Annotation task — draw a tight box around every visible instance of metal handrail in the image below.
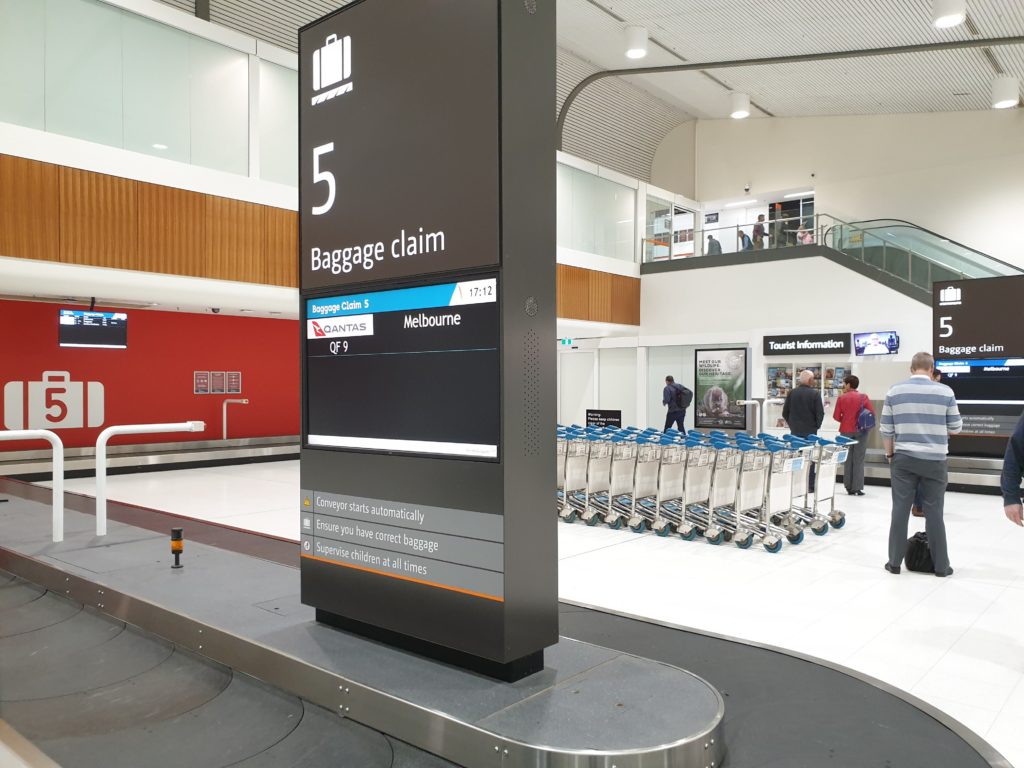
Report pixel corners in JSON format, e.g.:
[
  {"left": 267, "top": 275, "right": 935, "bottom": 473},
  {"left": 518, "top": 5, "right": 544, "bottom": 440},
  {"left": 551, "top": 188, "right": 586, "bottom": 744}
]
[
  {"left": 0, "top": 429, "right": 64, "bottom": 542},
  {"left": 222, "top": 399, "right": 250, "bottom": 440},
  {"left": 95, "top": 421, "right": 205, "bottom": 536}
]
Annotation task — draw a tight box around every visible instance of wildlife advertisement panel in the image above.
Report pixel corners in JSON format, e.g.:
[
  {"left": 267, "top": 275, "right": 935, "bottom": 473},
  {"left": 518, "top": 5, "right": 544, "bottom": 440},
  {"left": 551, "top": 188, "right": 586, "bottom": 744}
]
[{"left": 694, "top": 348, "right": 748, "bottom": 430}]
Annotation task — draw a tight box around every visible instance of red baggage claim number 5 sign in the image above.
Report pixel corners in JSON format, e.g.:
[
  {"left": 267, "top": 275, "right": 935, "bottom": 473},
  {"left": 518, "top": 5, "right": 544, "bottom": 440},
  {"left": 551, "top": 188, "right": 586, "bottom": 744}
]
[{"left": 3, "top": 371, "right": 105, "bottom": 430}]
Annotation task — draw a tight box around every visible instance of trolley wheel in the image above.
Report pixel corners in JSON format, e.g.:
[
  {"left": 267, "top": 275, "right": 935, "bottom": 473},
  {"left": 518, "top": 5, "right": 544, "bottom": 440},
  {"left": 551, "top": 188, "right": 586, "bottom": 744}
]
[
  {"left": 584, "top": 513, "right": 602, "bottom": 527},
  {"left": 787, "top": 529, "right": 805, "bottom": 545},
  {"left": 811, "top": 521, "right": 829, "bottom": 536},
  {"left": 654, "top": 523, "right": 673, "bottom": 537},
  {"left": 763, "top": 537, "right": 783, "bottom": 554},
  {"left": 560, "top": 510, "right": 578, "bottom": 524},
  {"left": 607, "top": 516, "right": 624, "bottom": 530},
  {"left": 770, "top": 514, "right": 784, "bottom": 526},
  {"left": 735, "top": 533, "right": 754, "bottom": 550},
  {"left": 679, "top": 525, "right": 698, "bottom": 542},
  {"left": 723, "top": 530, "right": 734, "bottom": 543},
  {"left": 830, "top": 515, "right": 847, "bottom": 530},
  {"left": 629, "top": 519, "right": 648, "bottom": 533},
  {"left": 706, "top": 529, "right": 725, "bottom": 546}
]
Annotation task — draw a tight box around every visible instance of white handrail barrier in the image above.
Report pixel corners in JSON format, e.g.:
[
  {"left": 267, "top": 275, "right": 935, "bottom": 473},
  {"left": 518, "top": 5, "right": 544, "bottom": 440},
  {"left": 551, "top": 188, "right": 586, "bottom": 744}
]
[
  {"left": 222, "top": 399, "right": 250, "bottom": 440},
  {"left": 0, "top": 429, "right": 64, "bottom": 543},
  {"left": 95, "top": 421, "right": 205, "bottom": 536}
]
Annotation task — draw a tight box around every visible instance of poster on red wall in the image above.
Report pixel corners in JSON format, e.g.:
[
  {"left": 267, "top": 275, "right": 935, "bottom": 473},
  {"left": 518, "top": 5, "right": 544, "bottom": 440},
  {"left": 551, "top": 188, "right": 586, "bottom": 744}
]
[{"left": 0, "top": 300, "right": 300, "bottom": 451}]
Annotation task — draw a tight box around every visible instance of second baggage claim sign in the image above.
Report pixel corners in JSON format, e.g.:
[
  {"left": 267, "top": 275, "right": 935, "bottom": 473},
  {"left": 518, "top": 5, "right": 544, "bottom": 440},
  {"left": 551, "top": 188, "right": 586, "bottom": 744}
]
[{"left": 298, "top": 0, "right": 556, "bottom": 680}]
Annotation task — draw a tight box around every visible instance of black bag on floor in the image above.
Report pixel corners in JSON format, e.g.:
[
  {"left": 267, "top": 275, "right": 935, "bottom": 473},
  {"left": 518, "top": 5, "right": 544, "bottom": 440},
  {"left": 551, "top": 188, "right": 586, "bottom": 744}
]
[{"left": 905, "top": 532, "right": 934, "bottom": 573}]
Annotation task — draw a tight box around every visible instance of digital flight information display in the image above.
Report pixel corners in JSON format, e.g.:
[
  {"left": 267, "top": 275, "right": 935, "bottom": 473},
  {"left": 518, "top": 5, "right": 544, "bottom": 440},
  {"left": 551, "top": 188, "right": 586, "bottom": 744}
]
[
  {"left": 305, "top": 277, "right": 499, "bottom": 459},
  {"left": 58, "top": 309, "right": 128, "bottom": 349}
]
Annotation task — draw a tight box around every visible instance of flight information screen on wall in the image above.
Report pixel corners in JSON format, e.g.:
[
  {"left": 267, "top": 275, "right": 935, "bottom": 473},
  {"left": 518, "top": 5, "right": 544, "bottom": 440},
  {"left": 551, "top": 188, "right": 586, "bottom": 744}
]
[
  {"left": 305, "top": 277, "right": 499, "bottom": 459},
  {"left": 58, "top": 310, "right": 128, "bottom": 349}
]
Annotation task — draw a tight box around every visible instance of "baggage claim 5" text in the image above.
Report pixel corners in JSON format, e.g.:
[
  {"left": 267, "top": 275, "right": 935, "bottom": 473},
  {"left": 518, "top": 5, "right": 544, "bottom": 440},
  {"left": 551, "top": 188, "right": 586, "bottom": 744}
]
[{"left": 310, "top": 227, "right": 446, "bottom": 275}]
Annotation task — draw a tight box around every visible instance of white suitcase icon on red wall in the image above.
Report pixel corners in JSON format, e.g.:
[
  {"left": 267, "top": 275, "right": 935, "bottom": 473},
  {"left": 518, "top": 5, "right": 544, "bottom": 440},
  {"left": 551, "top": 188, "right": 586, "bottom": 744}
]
[
  {"left": 3, "top": 371, "right": 105, "bottom": 430},
  {"left": 313, "top": 34, "right": 351, "bottom": 92}
]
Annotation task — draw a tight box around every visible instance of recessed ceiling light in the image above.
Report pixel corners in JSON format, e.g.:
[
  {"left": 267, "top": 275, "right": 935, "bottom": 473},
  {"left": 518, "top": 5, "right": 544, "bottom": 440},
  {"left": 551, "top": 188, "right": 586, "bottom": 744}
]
[
  {"left": 725, "top": 199, "right": 758, "bottom": 208},
  {"left": 624, "top": 26, "right": 647, "bottom": 59},
  {"left": 784, "top": 191, "right": 815, "bottom": 199},
  {"left": 932, "top": 0, "right": 966, "bottom": 28},
  {"left": 152, "top": 143, "right": 168, "bottom": 150}
]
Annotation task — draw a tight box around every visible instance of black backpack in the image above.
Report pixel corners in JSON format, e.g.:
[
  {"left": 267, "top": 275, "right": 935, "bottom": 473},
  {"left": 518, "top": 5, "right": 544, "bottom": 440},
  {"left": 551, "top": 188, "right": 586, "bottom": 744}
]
[
  {"left": 675, "top": 384, "right": 693, "bottom": 410},
  {"left": 905, "top": 532, "right": 934, "bottom": 573}
]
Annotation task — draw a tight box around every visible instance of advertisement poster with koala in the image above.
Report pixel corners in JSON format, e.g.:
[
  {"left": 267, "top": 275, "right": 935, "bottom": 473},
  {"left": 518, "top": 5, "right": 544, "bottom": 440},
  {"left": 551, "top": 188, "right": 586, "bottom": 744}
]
[{"left": 695, "top": 348, "right": 748, "bottom": 429}]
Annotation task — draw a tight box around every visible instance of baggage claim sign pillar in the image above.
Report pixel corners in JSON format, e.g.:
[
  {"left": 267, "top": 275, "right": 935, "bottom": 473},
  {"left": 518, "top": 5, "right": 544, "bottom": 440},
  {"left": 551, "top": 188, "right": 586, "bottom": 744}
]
[{"left": 298, "top": 0, "right": 556, "bottom": 680}]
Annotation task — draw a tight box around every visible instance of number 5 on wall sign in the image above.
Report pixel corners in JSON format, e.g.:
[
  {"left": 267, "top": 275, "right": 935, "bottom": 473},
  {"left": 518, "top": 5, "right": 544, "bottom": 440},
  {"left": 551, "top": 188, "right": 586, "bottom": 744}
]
[{"left": 2, "top": 371, "right": 105, "bottom": 430}]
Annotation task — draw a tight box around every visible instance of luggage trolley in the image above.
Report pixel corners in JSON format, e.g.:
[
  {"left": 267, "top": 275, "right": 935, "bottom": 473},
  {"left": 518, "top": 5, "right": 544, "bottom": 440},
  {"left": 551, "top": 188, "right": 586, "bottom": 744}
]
[
  {"left": 677, "top": 439, "right": 737, "bottom": 545},
  {"left": 559, "top": 431, "right": 592, "bottom": 523},
  {"left": 625, "top": 437, "right": 669, "bottom": 534},
  {"left": 779, "top": 436, "right": 847, "bottom": 533},
  {"left": 724, "top": 438, "right": 788, "bottom": 552},
  {"left": 592, "top": 437, "right": 640, "bottom": 530},
  {"left": 800, "top": 437, "right": 851, "bottom": 530},
  {"left": 640, "top": 437, "right": 694, "bottom": 538},
  {"left": 576, "top": 435, "right": 614, "bottom": 526}
]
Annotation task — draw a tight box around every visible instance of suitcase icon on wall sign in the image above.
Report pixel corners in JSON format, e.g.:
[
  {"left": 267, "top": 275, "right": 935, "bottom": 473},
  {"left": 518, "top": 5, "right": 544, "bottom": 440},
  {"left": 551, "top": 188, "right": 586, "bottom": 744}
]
[
  {"left": 312, "top": 34, "right": 353, "bottom": 106},
  {"left": 3, "top": 371, "right": 105, "bottom": 430}
]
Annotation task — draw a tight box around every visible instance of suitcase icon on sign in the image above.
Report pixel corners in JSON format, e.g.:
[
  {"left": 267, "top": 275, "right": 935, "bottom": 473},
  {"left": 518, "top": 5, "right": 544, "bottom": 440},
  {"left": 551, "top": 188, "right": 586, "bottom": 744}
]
[
  {"left": 312, "top": 34, "right": 353, "bottom": 105},
  {"left": 3, "top": 371, "right": 105, "bottom": 430}
]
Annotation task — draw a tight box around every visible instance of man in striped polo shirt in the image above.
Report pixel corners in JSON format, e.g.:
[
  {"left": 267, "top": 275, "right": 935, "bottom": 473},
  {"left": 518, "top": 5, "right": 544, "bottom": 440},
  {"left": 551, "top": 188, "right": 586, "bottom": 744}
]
[{"left": 880, "top": 352, "right": 963, "bottom": 577}]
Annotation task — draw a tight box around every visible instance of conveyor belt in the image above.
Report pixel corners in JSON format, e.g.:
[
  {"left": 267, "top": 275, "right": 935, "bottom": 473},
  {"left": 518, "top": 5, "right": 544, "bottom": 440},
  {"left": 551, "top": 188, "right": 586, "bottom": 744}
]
[{"left": 0, "top": 573, "right": 454, "bottom": 768}]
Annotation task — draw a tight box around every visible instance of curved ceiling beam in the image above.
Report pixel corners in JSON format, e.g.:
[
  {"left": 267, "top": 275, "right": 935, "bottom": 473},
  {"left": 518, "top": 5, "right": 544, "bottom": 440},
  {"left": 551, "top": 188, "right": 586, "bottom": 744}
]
[{"left": 556, "top": 36, "right": 1024, "bottom": 150}]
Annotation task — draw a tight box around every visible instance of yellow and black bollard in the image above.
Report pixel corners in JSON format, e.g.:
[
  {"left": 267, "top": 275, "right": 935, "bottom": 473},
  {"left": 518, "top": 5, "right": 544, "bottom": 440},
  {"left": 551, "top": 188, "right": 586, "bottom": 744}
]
[{"left": 171, "top": 527, "right": 184, "bottom": 569}]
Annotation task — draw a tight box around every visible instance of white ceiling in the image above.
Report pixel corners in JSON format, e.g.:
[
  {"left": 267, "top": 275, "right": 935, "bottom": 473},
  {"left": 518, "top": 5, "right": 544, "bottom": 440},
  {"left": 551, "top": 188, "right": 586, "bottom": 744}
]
[{"left": 159, "top": 0, "right": 1024, "bottom": 119}]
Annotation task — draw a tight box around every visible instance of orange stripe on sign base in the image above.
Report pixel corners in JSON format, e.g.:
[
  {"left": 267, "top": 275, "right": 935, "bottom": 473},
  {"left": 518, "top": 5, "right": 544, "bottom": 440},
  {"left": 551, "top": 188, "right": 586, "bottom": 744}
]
[{"left": 300, "top": 553, "right": 504, "bottom": 603}]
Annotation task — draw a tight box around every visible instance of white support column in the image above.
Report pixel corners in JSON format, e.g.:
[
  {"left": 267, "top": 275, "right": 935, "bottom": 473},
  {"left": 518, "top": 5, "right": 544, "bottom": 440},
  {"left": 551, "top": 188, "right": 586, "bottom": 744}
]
[
  {"left": 95, "top": 422, "right": 205, "bottom": 536},
  {"left": 0, "top": 430, "right": 64, "bottom": 542},
  {"left": 248, "top": 53, "right": 261, "bottom": 180}
]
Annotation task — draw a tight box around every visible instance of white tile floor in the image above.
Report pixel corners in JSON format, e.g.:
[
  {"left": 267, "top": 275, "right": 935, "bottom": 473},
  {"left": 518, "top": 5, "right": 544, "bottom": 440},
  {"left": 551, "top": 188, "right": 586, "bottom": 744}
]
[{"left": 46, "top": 461, "right": 1024, "bottom": 766}]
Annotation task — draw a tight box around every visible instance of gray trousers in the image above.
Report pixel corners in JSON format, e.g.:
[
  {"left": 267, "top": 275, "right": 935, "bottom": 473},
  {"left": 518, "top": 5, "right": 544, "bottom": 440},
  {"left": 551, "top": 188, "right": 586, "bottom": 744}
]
[
  {"left": 840, "top": 431, "right": 868, "bottom": 492},
  {"left": 888, "top": 453, "right": 949, "bottom": 572}
]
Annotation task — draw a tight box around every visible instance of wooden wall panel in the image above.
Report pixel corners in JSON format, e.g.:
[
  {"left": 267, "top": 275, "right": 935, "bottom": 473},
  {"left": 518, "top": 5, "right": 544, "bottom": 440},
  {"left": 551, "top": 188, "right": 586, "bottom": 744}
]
[
  {"left": 264, "top": 206, "right": 299, "bottom": 287},
  {"left": 556, "top": 264, "right": 640, "bottom": 326},
  {"left": 556, "top": 264, "right": 589, "bottom": 320},
  {"left": 0, "top": 155, "right": 60, "bottom": 262},
  {"left": 205, "top": 196, "right": 265, "bottom": 283},
  {"left": 59, "top": 167, "right": 138, "bottom": 269},
  {"left": 610, "top": 273, "right": 641, "bottom": 325},
  {"left": 137, "top": 183, "right": 207, "bottom": 278}
]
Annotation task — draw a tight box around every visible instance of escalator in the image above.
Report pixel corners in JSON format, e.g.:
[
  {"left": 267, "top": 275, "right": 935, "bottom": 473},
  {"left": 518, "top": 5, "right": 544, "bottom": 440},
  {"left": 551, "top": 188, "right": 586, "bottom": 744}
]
[
  {"left": 0, "top": 570, "right": 453, "bottom": 768},
  {"left": 823, "top": 216, "right": 1022, "bottom": 292}
]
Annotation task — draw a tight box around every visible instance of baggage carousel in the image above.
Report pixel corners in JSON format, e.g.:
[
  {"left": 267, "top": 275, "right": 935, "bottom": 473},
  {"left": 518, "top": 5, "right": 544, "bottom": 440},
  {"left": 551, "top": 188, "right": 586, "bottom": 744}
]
[{"left": 0, "top": 477, "right": 1010, "bottom": 768}]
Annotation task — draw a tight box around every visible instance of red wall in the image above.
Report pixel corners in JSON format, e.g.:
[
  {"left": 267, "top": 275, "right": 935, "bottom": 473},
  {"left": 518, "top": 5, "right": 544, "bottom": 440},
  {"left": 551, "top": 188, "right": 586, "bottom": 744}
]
[{"left": 0, "top": 300, "right": 299, "bottom": 451}]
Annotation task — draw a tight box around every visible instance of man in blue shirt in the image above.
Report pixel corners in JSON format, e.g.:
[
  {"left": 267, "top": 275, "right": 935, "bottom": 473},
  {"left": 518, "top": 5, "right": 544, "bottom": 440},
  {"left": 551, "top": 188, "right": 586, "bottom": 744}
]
[
  {"left": 1001, "top": 413, "right": 1024, "bottom": 526},
  {"left": 880, "top": 352, "right": 962, "bottom": 577},
  {"left": 662, "top": 375, "right": 688, "bottom": 432}
]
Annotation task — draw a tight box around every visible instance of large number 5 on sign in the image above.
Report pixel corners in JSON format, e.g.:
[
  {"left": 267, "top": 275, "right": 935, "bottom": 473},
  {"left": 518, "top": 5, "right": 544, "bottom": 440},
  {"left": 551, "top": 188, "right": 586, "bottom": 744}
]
[{"left": 312, "top": 143, "right": 336, "bottom": 215}]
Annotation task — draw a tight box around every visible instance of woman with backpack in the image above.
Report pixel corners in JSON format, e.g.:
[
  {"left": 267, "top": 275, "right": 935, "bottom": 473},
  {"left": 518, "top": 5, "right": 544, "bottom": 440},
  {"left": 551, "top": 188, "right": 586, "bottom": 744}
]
[{"left": 833, "top": 374, "right": 876, "bottom": 496}]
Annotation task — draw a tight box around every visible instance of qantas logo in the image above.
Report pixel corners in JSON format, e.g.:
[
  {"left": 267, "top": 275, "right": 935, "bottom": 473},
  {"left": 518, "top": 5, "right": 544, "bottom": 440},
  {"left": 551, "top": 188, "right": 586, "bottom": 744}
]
[{"left": 306, "top": 315, "right": 374, "bottom": 339}]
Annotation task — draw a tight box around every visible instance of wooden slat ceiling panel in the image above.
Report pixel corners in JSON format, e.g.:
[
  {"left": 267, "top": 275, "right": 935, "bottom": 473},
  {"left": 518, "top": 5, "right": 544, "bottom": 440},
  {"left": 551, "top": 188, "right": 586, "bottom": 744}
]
[
  {"left": 264, "top": 206, "right": 299, "bottom": 288},
  {"left": 205, "top": 195, "right": 266, "bottom": 282}
]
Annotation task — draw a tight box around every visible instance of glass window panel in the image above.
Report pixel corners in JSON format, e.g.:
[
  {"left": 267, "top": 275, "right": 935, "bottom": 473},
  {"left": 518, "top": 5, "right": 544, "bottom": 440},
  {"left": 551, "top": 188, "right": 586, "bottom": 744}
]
[
  {"left": 122, "top": 14, "right": 190, "bottom": 163},
  {"left": 647, "top": 346, "right": 687, "bottom": 430},
  {"left": 258, "top": 60, "right": 298, "bottom": 186},
  {"left": 556, "top": 164, "right": 635, "bottom": 261},
  {"left": 189, "top": 36, "right": 248, "bottom": 175},
  {"left": 645, "top": 196, "right": 672, "bottom": 262},
  {"left": 45, "top": 0, "right": 123, "bottom": 147},
  {"left": 0, "top": 0, "right": 45, "bottom": 128}
]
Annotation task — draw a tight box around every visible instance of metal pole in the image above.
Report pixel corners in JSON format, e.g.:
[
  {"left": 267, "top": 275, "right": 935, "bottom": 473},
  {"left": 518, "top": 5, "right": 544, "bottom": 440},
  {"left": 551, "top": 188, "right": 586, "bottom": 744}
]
[
  {"left": 0, "top": 430, "right": 64, "bottom": 542},
  {"left": 222, "top": 399, "right": 250, "bottom": 440},
  {"left": 556, "top": 36, "right": 1024, "bottom": 149},
  {"left": 95, "top": 421, "right": 205, "bottom": 536}
]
